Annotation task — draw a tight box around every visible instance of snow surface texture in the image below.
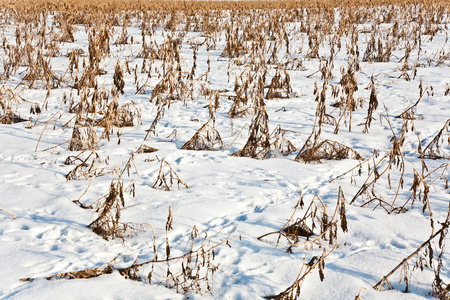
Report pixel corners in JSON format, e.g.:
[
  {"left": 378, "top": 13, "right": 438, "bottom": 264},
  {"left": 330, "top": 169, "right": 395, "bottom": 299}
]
[{"left": 0, "top": 4, "right": 450, "bottom": 300}]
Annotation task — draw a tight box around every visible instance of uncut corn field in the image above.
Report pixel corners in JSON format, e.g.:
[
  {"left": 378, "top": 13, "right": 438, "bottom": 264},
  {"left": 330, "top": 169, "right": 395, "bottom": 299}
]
[{"left": 1, "top": 0, "right": 450, "bottom": 299}]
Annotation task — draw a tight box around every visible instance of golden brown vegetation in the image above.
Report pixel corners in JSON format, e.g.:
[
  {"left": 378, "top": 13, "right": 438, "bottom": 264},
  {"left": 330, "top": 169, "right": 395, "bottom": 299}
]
[{"left": 2, "top": 0, "right": 450, "bottom": 297}]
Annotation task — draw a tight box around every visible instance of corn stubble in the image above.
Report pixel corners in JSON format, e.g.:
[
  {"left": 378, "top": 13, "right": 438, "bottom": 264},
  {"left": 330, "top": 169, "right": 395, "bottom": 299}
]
[
  {"left": 258, "top": 186, "right": 348, "bottom": 252},
  {"left": 3, "top": 0, "right": 450, "bottom": 297},
  {"left": 29, "top": 208, "right": 235, "bottom": 296}
]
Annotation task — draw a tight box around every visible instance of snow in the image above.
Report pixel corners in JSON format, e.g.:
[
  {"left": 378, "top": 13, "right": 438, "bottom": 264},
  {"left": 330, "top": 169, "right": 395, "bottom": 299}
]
[{"left": 0, "top": 4, "right": 449, "bottom": 300}]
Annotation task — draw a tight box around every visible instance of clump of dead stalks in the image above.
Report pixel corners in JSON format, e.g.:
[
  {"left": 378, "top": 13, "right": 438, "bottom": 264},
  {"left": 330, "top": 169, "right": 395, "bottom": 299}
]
[
  {"left": 95, "top": 98, "right": 142, "bottom": 134},
  {"left": 267, "top": 125, "right": 297, "bottom": 158},
  {"left": 362, "top": 75, "right": 378, "bottom": 134},
  {"left": 182, "top": 118, "right": 224, "bottom": 151},
  {"left": 265, "top": 68, "right": 296, "bottom": 100},
  {"left": 373, "top": 202, "right": 450, "bottom": 298},
  {"left": 258, "top": 186, "right": 348, "bottom": 252},
  {"left": 421, "top": 118, "right": 450, "bottom": 160},
  {"left": 24, "top": 208, "right": 236, "bottom": 297},
  {"left": 347, "top": 114, "right": 409, "bottom": 212},
  {"left": 232, "top": 95, "right": 296, "bottom": 159},
  {"left": 152, "top": 160, "right": 189, "bottom": 191},
  {"left": 70, "top": 152, "right": 143, "bottom": 240},
  {"left": 68, "top": 125, "right": 99, "bottom": 151},
  {"left": 264, "top": 246, "right": 337, "bottom": 300},
  {"left": 136, "top": 144, "right": 158, "bottom": 154},
  {"left": 333, "top": 57, "right": 362, "bottom": 133},
  {"left": 227, "top": 68, "right": 264, "bottom": 119},
  {"left": 87, "top": 178, "right": 139, "bottom": 240},
  {"left": 295, "top": 82, "right": 362, "bottom": 163},
  {"left": 232, "top": 97, "right": 270, "bottom": 159},
  {"left": 296, "top": 139, "right": 363, "bottom": 163},
  {"left": 333, "top": 110, "right": 448, "bottom": 223},
  {"left": 65, "top": 150, "right": 107, "bottom": 180},
  {"left": 0, "top": 86, "right": 27, "bottom": 124}
]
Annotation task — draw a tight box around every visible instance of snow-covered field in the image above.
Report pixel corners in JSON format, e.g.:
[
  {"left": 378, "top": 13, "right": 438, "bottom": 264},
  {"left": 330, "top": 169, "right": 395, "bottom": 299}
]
[{"left": 0, "top": 2, "right": 449, "bottom": 299}]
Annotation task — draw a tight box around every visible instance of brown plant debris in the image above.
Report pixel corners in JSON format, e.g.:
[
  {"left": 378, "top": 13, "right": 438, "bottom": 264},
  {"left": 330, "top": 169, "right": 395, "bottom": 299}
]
[
  {"left": 136, "top": 144, "right": 158, "bottom": 154},
  {"left": 296, "top": 139, "right": 363, "bottom": 163},
  {"left": 362, "top": 75, "right": 378, "bottom": 134},
  {"left": 65, "top": 151, "right": 106, "bottom": 180},
  {"left": 264, "top": 245, "right": 337, "bottom": 300},
  {"left": 267, "top": 125, "right": 297, "bottom": 158},
  {"left": 421, "top": 119, "right": 450, "bottom": 160},
  {"left": 27, "top": 212, "right": 236, "bottom": 297},
  {"left": 87, "top": 178, "right": 138, "bottom": 240},
  {"left": 294, "top": 81, "right": 361, "bottom": 163},
  {"left": 258, "top": 186, "right": 348, "bottom": 250},
  {"left": 0, "top": 111, "right": 26, "bottom": 124},
  {"left": 395, "top": 86, "right": 431, "bottom": 120},
  {"left": 95, "top": 100, "right": 142, "bottom": 129},
  {"left": 232, "top": 97, "right": 271, "bottom": 159},
  {"left": 152, "top": 160, "right": 189, "bottom": 191},
  {"left": 373, "top": 210, "right": 450, "bottom": 296},
  {"left": 68, "top": 125, "right": 99, "bottom": 151},
  {"left": 181, "top": 119, "right": 225, "bottom": 151},
  {"left": 347, "top": 114, "right": 430, "bottom": 214},
  {"left": 0, "top": 86, "right": 27, "bottom": 124},
  {"left": 265, "top": 68, "right": 296, "bottom": 100}
]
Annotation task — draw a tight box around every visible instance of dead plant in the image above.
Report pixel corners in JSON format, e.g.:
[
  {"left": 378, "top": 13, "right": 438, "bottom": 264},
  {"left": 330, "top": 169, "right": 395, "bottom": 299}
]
[
  {"left": 145, "top": 95, "right": 167, "bottom": 139},
  {"left": 0, "top": 86, "right": 27, "bottom": 124},
  {"left": 362, "top": 75, "right": 378, "bottom": 134},
  {"left": 349, "top": 114, "right": 409, "bottom": 213},
  {"left": 373, "top": 204, "right": 450, "bottom": 296},
  {"left": 295, "top": 83, "right": 361, "bottom": 163},
  {"left": 258, "top": 186, "right": 348, "bottom": 251},
  {"left": 68, "top": 125, "right": 99, "bottom": 151},
  {"left": 113, "top": 60, "right": 125, "bottom": 95},
  {"left": 264, "top": 246, "right": 337, "bottom": 300},
  {"left": 95, "top": 97, "right": 142, "bottom": 132},
  {"left": 267, "top": 125, "right": 297, "bottom": 157},
  {"left": 152, "top": 160, "right": 189, "bottom": 191},
  {"left": 395, "top": 85, "right": 432, "bottom": 120},
  {"left": 26, "top": 210, "right": 236, "bottom": 296},
  {"left": 87, "top": 177, "right": 138, "bottom": 240},
  {"left": 232, "top": 97, "right": 271, "bottom": 159},
  {"left": 334, "top": 57, "right": 361, "bottom": 133},
  {"left": 265, "top": 68, "right": 296, "bottom": 100},
  {"left": 296, "top": 139, "right": 363, "bottom": 163},
  {"left": 421, "top": 119, "right": 450, "bottom": 160},
  {"left": 65, "top": 150, "right": 109, "bottom": 180},
  {"left": 181, "top": 118, "right": 224, "bottom": 151},
  {"left": 136, "top": 144, "right": 158, "bottom": 154},
  {"left": 0, "top": 209, "right": 16, "bottom": 219}
]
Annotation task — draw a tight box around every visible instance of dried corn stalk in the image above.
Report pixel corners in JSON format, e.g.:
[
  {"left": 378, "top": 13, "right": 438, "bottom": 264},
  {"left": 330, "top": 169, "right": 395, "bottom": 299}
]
[
  {"left": 181, "top": 119, "right": 224, "bottom": 151},
  {"left": 421, "top": 119, "right": 450, "bottom": 160},
  {"left": 153, "top": 160, "right": 189, "bottom": 191}
]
